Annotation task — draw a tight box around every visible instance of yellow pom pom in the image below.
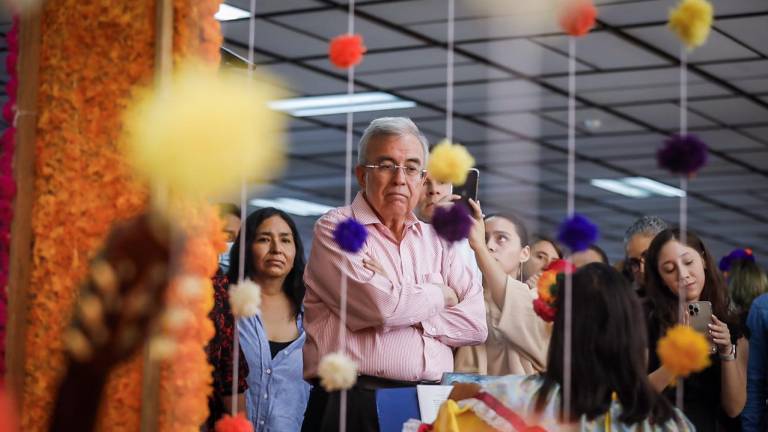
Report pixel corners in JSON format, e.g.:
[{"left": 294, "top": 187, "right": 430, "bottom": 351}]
[
  {"left": 656, "top": 324, "right": 711, "bottom": 378},
  {"left": 123, "top": 62, "right": 286, "bottom": 200},
  {"left": 318, "top": 352, "right": 358, "bottom": 391},
  {"left": 668, "top": 0, "right": 713, "bottom": 49},
  {"left": 426, "top": 139, "right": 475, "bottom": 186}
]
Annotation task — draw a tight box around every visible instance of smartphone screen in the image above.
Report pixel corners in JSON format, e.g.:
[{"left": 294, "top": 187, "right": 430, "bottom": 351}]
[{"left": 453, "top": 169, "right": 479, "bottom": 208}]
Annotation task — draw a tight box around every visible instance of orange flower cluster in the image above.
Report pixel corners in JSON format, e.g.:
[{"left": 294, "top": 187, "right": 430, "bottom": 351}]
[
  {"left": 23, "top": 1, "right": 153, "bottom": 430},
  {"left": 23, "top": 0, "right": 225, "bottom": 430},
  {"left": 157, "top": 202, "right": 223, "bottom": 430}
]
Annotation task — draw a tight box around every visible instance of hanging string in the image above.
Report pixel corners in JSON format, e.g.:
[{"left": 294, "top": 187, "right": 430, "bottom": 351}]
[
  {"left": 562, "top": 36, "right": 577, "bottom": 422},
  {"left": 337, "top": 2, "right": 356, "bottom": 431},
  {"left": 676, "top": 45, "right": 689, "bottom": 412},
  {"left": 230, "top": 0, "right": 258, "bottom": 416},
  {"left": 445, "top": 0, "right": 455, "bottom": 143}
]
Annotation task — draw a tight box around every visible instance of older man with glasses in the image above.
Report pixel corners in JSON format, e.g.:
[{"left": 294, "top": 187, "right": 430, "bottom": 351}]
[
  {"left": 301, "top": 117, "right": 487, "bottom": 432},
  {"left": 623, "top": 216, "right": 668, "bottom": 297}
]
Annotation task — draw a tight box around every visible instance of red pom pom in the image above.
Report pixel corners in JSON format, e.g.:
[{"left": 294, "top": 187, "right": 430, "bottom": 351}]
[
  {"left": 328, "top": 34, "right": 366, "bottom": 69},
  {"left": 533, "top": 298, "right": 557, "bottom": 322},
  {"left": 214, "top": 413, "right": 254, "bottom": 432},
  {"left": 559, "top": 0, "right": 598, "bottom": 37},
  {"left": 546, "top": 258, "right": 576, "bottom": 274}
]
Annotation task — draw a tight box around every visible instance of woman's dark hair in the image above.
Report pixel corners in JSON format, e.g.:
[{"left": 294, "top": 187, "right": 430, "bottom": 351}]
[
  {"left": 533, "top": 236, "right": 563, "bottom": 259},
  {"left": 227, "top": 208, "right": 306, "bottom": 318},
  {"left": 484, "top": 212, "right": 529, "bottom": 247},
  {"left": 588, "top": 244, "right": 609, "bottom": 265},
  {"left": 535, "top": 263, "right": 676, "bottom": 425},
  {"left": 643, "top": 228, "right": 737, "bottom": 337}
]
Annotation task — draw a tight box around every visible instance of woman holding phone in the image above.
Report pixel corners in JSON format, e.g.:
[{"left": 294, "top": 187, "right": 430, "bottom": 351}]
[{"left": 644, "top": 228, "right": 747, "bottom": 431}]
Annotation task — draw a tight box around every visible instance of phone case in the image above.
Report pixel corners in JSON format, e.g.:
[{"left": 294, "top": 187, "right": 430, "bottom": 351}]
[{"left": 687, "top": 301, "right": 715, "bottom": 353}]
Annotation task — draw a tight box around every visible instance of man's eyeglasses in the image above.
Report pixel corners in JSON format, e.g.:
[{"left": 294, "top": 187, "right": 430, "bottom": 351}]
[
  {"left": 364, "top": 162, "right": 426, "bottom": 179},
  {"left": 627, "top": 252, "right": 647, "bottom": 272}
]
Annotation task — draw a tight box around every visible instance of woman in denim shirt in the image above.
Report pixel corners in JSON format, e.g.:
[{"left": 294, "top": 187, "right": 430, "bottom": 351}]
[{"left": 227, "top": 207, "right": 310, "bottom": 431}]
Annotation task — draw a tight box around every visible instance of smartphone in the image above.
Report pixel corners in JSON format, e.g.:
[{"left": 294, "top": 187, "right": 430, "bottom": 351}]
[
  {"left": 452, "top": 169, "right": 479, "bottom": 209},
  {"left": 687, "top": 301, "right": 716, "bottom": 353}
]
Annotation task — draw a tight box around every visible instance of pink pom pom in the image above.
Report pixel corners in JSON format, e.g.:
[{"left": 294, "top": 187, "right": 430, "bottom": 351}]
[
  {"left": 214, "top": 414, "right": 254, "bottom": 432},
  {"left": 5, "top": 78, "right": 17, "bottom": 101},
  {"left": 559, "top": 0, "right": 598, "bottom": 37}
]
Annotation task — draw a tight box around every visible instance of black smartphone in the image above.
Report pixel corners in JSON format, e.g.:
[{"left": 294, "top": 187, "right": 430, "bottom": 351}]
[{"left": 452, "top": 169, "right": 479, "bottom": 208}]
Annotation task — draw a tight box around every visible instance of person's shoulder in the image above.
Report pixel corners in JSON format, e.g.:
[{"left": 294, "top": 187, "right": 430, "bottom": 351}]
[
  {"left": 314, "top": 203, "right": 352, "bottom": 227},
  {"left": 753, "top": 293, "right": 768, "bottom": 309}
]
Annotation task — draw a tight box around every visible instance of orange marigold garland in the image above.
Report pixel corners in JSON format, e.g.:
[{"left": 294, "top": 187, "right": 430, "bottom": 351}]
[
  {"left": 23, "top": 0, "right": 225, "bottom": 431},
  {"left": 24, "top": 1, "right": 152, "bottom": 430},
  {"left": 157, "top": 202, "right": 222, "bottom": 431}
]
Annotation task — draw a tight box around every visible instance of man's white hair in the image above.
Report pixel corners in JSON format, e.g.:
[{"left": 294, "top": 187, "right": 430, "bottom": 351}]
[{"left": 357, "top": 117, "right": 429, "bottom": 165}]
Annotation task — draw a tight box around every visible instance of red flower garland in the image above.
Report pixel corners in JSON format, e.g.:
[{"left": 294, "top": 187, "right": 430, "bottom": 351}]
[{"left": 0, "top": 15, "right": 20, "bottom": 376}]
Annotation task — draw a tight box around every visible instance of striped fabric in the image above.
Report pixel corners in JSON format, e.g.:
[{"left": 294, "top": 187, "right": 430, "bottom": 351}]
[{"left": 303, "top": 192, "right": 487, "bottom": 382}]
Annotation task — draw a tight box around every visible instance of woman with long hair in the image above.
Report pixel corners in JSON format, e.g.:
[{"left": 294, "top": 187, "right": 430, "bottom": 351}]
[
  {"left": 211, "top": 207, "right": 309, "bottom": 431},
  {"left": 644, "top": 228, "right": 747, "bottom": 431},
  {"left": 409, "top": 263, "right": 693, "bottom": 431}
]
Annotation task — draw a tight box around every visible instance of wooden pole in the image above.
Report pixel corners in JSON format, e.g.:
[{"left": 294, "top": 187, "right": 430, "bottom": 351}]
[
  {"left": 6, "top": 6, "right": 43, "bottom": 410},
  {"left": 139, "top": 0, "right": 173, "bottom": 430}
]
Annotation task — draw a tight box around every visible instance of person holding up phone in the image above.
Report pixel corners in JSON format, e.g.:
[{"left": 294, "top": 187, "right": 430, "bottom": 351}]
[
  {"left": 454, "top": 199, "right": 551, "bottom": 376},
  {"left": 644, "top": 228, "right": 747, "bottom": 432}
]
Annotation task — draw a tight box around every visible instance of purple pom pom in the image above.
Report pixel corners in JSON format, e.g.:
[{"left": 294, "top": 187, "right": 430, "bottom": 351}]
[
  {"left": 432, "top": 203, "right": 472, "bottom": 243},
  {"left": 657, "top": 134, "right": 708, "bottom": 176},
  {"left": 557, "top": 214, "right": 598, "bottom": 252},
  {"left": 333, "top": 218, "right": 367, "bottom": 253},
  {"left": 718, "top": 248, "right": 755, "bottom": 272}
]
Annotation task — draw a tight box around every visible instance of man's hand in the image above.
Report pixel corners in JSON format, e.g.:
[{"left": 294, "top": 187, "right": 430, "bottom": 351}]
[{"left": 442, "top": 284, "right": 459, "bottom": 307}]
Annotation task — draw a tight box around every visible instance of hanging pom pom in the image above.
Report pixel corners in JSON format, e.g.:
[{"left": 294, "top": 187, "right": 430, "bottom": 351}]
[
  {"left": 5, "top": 52, "right": 17, "bottom": 74},
  {"left": 432, "top": 203, "right": 472, "bottom": 243},
  {"left": 557, "top": 214, "right": 599, "bottom": 252},
  {"left": 427, "top": 139, "right": 475, "bottom": 185},
  {"left": 668, "top": 0, "right": 714, "bottom": 49},
  {"left": 318, "top": 352, "right": 358, "bottom": 391},
  {"left": 656, "top": 324, "right": 711, "bottom": 377},
  {"left": 328, "top": 34, "right": 367, "bottom": 69},
  {"left": 657, "top": 133, "right": 708, "bottom": 176},
  {"left": 122, "top": 62, "right": 286, "bottom": 202},
  {"left": 214, "top": 413, "right": 254, "bottom": 432},
  {"left": 558, "top": 0, "right": 598, "bottom": 37},
  {"left": 2, "top": 102, "right": 15, "bottom": 125},
  {"left": 718, "top": 248, "right": 754, "bottom": 273},
  {"left": 333, "top": 218, "right": 368, "bottom": 253},
  {"left": 229, "top": 280, "right": 262, "bottom": 318},
  {"left": 533, "top": 259, "right": 575, "bottom": 322}
]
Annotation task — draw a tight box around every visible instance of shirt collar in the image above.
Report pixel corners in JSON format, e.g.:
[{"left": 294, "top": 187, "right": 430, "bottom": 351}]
[{"left": 351, "top": 192, "right": 422, "bottom": 234}]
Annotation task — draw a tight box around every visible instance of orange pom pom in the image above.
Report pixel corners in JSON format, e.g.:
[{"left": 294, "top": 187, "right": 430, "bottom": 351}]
[
  {"left": 559, "top": 0, "right": 598, "bottom": 37},
  {"left": 329, "top": 33, "right": 366, "bottom": 69},
  {"left": 215, "top": 413, "right": 254, "bottom": 432}
]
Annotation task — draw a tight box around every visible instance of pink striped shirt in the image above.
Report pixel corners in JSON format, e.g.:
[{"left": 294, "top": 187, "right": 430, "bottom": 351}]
[{"left": 303, "top": 192, "right": 487, "bottom": 382}]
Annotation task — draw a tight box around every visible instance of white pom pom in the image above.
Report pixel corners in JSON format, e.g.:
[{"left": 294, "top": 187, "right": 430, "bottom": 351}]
[
  {"left": 229, "top": 280, "right": 262, "bottom": 318},
  {"left": 318, "top": 352, "right": 358, "bottom": 391},
  {"left": 178, "top": 276, "right": 203, "bottom": 300}
]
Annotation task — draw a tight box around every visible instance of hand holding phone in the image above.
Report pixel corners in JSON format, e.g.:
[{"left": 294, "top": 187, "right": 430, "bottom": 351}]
[{"left": 452, "top": 169, "right": 479, "bottom": 208}]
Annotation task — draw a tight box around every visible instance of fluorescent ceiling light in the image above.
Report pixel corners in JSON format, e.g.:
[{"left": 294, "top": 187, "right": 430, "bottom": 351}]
[
  {"left": 249, "top": 197, "right": 334, "bottom": 217},
  {"left": 269, "top": 92, "right": 417, "bottom": 117},
  {"left": 623, "top": 177, "right": 686, "bottom": 197},
  {"left": 215, "top": 4, "right": 250, "bottom": 21},
  {"left": 591, "top": 179, "right": 650, "bottom": 198},
  {"left": 591, "top": 177, "right": 686, "bottom": 199}
]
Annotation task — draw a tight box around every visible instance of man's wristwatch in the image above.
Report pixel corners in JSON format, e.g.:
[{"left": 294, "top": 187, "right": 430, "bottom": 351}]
[{"left": 719, "top": 343, "right": 736, "bottom": 361}]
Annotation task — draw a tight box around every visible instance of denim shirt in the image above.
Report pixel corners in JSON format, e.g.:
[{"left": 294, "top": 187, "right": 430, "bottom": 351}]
[
  {"left": 744, "top": 293, "right": 768, "bottom": 431},
  {"left": 239, "top": 313, "right": 310, "bottom": 432}
]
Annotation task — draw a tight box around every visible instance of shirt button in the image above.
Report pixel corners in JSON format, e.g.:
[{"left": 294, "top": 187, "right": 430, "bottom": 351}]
[
  {"left": 264, "top": 393, "right": 268, "bottom": 399},
  {"left": 266, "top": 368, "right": 272, "bottom": 374},
  {"left": 431, "top": 327, "right": 437, "bottom": 333},
  {"left": 259, "top": 420, "right": 265, "bottom": 425}
]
